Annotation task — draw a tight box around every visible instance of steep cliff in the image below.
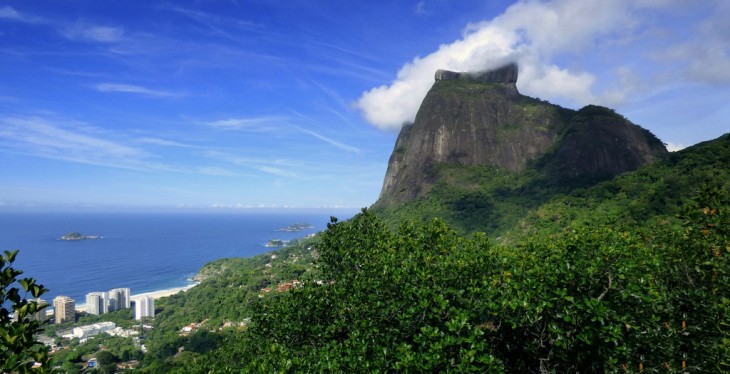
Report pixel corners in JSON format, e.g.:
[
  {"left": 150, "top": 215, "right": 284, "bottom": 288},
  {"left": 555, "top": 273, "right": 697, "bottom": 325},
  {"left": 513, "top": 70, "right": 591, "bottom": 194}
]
[
  {"left": 376, "top": 64, "right": 667, "bottom": 208},
  {"left": 379, "top": 64, "right": 574, "bottom": 205}
]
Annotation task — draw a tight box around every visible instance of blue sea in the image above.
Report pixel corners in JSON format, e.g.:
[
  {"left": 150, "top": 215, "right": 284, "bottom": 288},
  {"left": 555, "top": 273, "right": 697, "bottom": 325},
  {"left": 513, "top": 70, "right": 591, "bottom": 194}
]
[{"left": 0, "top": 211, "right": 356, "bottom": 304}]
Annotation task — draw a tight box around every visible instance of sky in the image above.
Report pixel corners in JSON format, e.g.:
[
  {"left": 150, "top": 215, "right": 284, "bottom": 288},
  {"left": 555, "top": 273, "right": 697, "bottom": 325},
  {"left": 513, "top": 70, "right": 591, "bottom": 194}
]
[{"left": 1, "top": 0, "right": 728, "bottom": 212}]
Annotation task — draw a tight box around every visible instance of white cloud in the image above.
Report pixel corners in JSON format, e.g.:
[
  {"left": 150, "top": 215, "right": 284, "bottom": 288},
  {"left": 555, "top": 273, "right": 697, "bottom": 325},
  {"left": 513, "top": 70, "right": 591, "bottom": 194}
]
[
  {"left": 137, "top": 137, "right": 196, "bottom": 148},
  {"left": 63, "top": 23, "right": 125, "bottom": 43},
  {"left": 355, "top": 0, "right": 727, "bottom": 130},
  {"left": 257, "top": 166, "right": 297, "bottom": 177},
  {"left": 0, "top": 6, "right": 22, "bottom": 20},
  {"left": 664, "top": 142, "right": 687, "bottom": 152},
  {"left": 665, "top": 1, "right": 730, "bottom": 85},
  {"left": 205, "top": 116, "right": 286, "bottom": 130},
  {"left": 204, "top": 151, "right": 301, "bottom": 178},
  {"left": 96, "top": 83, "right": 178, "bottom": 97},
  {"left": 0, "top": 6, "right": 43, "bottom": 24},
  {"left": 197, "top": 166, "right": 238, "bottom": 177},
  {"left": 0, "top": 117, "right": 153, "bottom": 170},
  {"left": 415, "top": 1, "right": 428, "bottom": 15},
  {"left": 294, "top": 126, "right": 360, "bottom": 154}
]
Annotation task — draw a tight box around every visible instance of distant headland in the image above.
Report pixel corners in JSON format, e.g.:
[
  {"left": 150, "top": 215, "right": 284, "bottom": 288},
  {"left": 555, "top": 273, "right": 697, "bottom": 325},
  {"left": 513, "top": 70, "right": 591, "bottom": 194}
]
[{"left": 59, "top": 232, "right": 101, "bottom": 241}]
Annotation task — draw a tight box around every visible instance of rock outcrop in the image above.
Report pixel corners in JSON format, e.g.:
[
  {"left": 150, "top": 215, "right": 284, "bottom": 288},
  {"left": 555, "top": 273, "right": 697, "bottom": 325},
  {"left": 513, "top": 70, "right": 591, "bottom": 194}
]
[
  {"left": 435, "top": 63, "right": 518, "bottom": 84},
  {"left": 377, "top": 64, "right": 667, "bottom": 206},
  {"left": 537, "top": 105, "right": 667, "bottom": 182}
]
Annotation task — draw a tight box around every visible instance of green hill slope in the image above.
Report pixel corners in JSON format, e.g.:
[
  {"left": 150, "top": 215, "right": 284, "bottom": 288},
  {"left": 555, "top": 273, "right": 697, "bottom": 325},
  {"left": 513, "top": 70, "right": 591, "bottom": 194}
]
[{"left": 129, "top": 134, "right": 729, "bottom": 372}]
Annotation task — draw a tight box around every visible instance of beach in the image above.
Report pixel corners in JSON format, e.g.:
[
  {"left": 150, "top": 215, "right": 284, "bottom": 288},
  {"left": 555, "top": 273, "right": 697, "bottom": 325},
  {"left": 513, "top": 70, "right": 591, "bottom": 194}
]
[
  {"left": 129, "top": 283, "right": 198, "bottom": 302},
  {"left": 73, "top": 283, "right": 198, "bottom": 313}
]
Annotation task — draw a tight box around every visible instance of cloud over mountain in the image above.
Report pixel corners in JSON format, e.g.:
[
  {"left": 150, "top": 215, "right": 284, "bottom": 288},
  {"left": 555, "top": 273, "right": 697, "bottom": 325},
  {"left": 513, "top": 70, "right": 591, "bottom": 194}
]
[{"left": 356, "top": 0, "right": 730, "bottom": 131}]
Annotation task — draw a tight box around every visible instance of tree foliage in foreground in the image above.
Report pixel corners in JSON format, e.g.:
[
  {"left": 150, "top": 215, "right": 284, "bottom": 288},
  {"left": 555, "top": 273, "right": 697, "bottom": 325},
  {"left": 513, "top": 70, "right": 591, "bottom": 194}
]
[
  {"left": 1, "top": 250, "right": 53, "bottom": 373},
  {"left": 166, "top": 185, "right": 727, "bottom": 373}
]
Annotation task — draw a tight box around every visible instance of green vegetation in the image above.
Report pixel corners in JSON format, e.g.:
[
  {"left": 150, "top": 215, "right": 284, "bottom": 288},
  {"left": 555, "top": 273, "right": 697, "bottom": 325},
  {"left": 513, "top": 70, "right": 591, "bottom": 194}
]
[
  {"left": 139, "top": 184, "right": 728, "bottom": 371},
  {"left": 510, "top": 133, "right": 730, "bottom": 241},
  {"left": 1, "top": 250, "right": 53, "bottom": 372},
  {"left": 59, "top": 232, "right": 100, "bottom": 241},
  {"left": 373, "top": 164, "right": 544, "bottom": 236},
  {"left": 138, "top": 237, "right": 317, "bottom": 372},
  {"left": 375, "top": 134, "right": 729, "bottom": 240},
  {"left": 127, "top": 134, "right": 728, "bottom": 372},
  {"left": 2, "top": 134, "right": 727, "bottom": 371},
  {"left": 52, "top": 333, "right": 142, "bottom": 373}
]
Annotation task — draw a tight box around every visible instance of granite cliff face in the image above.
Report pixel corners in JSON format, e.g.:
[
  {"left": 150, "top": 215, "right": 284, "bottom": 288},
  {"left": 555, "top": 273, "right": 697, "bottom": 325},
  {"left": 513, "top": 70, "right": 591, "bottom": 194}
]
[
  {"left": 537, "top": 105, "right": 667, "bottom": 183},
  {"left": 377, "top": 64, "right": 667, "bottom": 206}
]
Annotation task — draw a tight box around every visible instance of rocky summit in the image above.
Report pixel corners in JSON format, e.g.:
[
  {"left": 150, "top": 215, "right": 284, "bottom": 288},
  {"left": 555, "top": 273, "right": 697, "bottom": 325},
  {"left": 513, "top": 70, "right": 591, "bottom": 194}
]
[{"left": 377, "top": 63, "right": 667, "bottom": 206}]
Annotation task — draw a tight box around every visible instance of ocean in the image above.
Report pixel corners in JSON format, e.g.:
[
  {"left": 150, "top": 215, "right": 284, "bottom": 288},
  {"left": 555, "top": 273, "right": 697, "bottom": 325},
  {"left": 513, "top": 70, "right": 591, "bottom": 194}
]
[{"left": 0, "top": 211, "right": 356, "bottom": 304}]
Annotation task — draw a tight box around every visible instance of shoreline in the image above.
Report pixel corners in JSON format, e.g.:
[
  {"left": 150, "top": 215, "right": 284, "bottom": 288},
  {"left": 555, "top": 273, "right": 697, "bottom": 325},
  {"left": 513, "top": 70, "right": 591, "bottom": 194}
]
[
  {"left": 130, "top": 283, "right": 199, "bottom": 301},
  {"left": 73, "top": 283, "right": 199, "bottom": 313}
]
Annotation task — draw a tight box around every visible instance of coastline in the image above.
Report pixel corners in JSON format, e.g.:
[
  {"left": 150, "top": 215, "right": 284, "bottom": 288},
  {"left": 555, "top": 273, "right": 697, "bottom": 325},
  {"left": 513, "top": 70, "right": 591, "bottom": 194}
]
[
  {"left": 130, "top": 283, "right": 199, "bottom": 302},
  {"left": 73, "top": 283, "right": 199, "bottom": 313}
]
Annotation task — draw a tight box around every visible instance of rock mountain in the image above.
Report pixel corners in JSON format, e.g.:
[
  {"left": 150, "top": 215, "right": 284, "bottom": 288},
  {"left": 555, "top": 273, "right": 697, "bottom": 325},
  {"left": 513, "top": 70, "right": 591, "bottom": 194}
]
[{"left": 377, "top": 63, "right": 667, "bottom": 206}]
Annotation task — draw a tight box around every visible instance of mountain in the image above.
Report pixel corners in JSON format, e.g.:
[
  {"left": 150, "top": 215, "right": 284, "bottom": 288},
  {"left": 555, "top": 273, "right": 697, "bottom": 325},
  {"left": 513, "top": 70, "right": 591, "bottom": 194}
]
[
  {"left": 374, "top": 63, "right": 667, "bottom": 234},
  {"left": 44, "top": 64, "right": 729, "bottom": 372}
]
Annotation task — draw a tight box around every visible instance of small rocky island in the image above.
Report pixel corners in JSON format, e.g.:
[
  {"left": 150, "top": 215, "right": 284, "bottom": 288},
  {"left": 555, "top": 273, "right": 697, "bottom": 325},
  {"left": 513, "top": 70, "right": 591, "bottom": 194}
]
[
  {"left": 266, "top": 239, "right": 290, "bottom": 248},
  {"left": 276, "top": 223, "right": 314, "bottom": 232},
  {"left": 59, "top": 232, "right": 101, "bottom": 241}
]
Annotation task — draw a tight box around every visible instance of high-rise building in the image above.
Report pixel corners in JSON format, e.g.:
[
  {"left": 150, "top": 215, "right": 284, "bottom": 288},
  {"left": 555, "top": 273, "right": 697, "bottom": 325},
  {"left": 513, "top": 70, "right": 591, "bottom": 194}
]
[
  {"left": 10, "top": 299, "right": 48, "bottom": 322},
  {"left": 31, "top": 299, "right": 49, "bottom": 322},
  {"left": 108, "top": 288, "right": 131, "bottom": 311},
  {"left": 85, "top": 292, "right": 108, "bottom": 315},
  {"left": 53, "top": 296, "right": 75, "bottom": 324},
  {"left": 134, "top": 296, "right": 154, "bottom": 320}
]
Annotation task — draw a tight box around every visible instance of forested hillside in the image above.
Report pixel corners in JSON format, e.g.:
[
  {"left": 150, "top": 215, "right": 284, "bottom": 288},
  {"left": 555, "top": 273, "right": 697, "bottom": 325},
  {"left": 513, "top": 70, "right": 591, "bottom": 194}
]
[{"left": 129, "top": 134, "right": 729, "bottom": 372}]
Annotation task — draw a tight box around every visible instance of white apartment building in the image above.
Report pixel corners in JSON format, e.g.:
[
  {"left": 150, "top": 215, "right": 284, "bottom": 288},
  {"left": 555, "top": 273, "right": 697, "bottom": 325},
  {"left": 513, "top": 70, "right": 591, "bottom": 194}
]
[
  {"left": 72, "top": 321, "right": 116, "bottom": 338},
  {"left": 134, "top": 296, "right": 154, "bottom": 320},
  {"left": 108, "top": 288, "right": 131, "bottom": 311},
  {"left": 85, "top": 292, "right": 108, "bottom": 315}
]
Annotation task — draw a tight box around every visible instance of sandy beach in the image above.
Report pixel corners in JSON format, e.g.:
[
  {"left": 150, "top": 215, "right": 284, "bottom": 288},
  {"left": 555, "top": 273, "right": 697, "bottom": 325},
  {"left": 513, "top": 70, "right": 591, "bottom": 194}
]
[
  {"left": 73, "top": 283, "right": 198, "bottom": 313},
  {"left": 130, "top": 283, "right": 198, "bottom": 302}
]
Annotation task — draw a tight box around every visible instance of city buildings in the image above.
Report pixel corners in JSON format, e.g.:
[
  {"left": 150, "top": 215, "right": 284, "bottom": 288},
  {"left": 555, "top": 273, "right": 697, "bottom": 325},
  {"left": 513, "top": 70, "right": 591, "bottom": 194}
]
[
  {"left": 108, "top": 288, "right": 131, "bottom": 311},
  {"left": 10, "top": 299, "right": 48, "bottom": 322},
  {"left": 84, "top": 287, "right": 131, "bottom": 315},
  {"left": 134, "top": 296, "right": 154, "bottom": 320},
  {"left": 72, "top": 321, "right": 116, "bottom": 339},
  {"left": 53, "top": 296, "right": 75, "bottom": 324},
  {"left": 32, "top": 299, "right": 49, "bottom": 322},
  {"left": 85, "top": 292, "right": 108, "bottom": 315}
]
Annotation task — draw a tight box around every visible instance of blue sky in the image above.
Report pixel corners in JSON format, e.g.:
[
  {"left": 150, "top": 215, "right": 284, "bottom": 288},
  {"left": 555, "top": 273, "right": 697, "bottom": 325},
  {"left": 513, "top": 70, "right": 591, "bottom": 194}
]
[{"left": 1, "top": 0, "right": 728, "bottom": 212}]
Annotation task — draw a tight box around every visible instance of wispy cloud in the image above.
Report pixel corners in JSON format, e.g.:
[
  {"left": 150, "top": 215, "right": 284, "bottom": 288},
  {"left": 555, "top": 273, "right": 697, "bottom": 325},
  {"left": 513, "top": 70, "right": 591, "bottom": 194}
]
[
  {"left": 256, "top": 165, "right": 297, "bottom": 177},
  {"left": 204, "top": 116, "right": 287, "bottom": 130},
  {"left": 96, "top": 83, "right": 180, "bottom": 97},
  {"left": 204, "top": 151, "right": 302, "bottom": 178},
  {"left": 294, "top": 126, "right": 360, "bottom": 154},
  {"left": 163, "top": 5, "right": 262, "bottom": 34},
  {"left": 0, "top": 117, "right": 156, "bottom": 170},
  {"left": 415, "top": 1, "right": 429, "bottom": 16},
  {"left": 0, "top": 6, "right": 43, "bottom": 24},
  {"left": 137, "top": 137, "right": 197, "bottom": 148},
  {"left": 196, "top": 166, "right": 240, "bottom": 177},
  {"left": 62, "top": 23, "right": 125, "bottom": 43}
]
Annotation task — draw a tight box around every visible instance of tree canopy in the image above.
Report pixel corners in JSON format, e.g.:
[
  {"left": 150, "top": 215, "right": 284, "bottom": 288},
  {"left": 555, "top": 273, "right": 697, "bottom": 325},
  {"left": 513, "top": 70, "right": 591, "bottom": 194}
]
[
  {"left": 1, "top": 250, "right": 53, "bottom": 373},
  {"left": 151, "top": 185, "right": 727, "bottom": 372}
]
